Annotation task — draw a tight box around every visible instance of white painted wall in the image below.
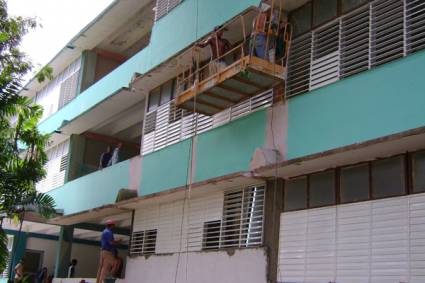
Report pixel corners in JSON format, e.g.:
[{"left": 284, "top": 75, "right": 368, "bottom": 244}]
[
  {"left": 124, "top": 248, "right": 267, "bottom": 283},
  {"left": 278, "top": 193, "right": 425, "bottom": 283},
  {"left": 26, "top": 237, "right": 126, "bottom": 279}
]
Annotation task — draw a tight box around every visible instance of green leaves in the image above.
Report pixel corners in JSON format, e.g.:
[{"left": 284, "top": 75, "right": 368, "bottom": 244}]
[
  {"left": 0, "top": 229, "right": 8, "bottom": 276},
  {"left": 0, "top": 0, "right": 56, "bottom": 275}
]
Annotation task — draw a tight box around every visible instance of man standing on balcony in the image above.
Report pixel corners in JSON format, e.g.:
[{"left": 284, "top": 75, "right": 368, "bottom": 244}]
[
  {"left": 96, "top": 219, "right": 121, "bottom": 283},
  {"left": 108, "top": 143, "right": 122, "bottom": 166},
  {"left": 99, "top": 146, "right": 112, "bottom": 169}
]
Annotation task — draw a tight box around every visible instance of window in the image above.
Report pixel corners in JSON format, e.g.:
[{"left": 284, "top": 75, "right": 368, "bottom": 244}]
[
  {"left": 372, "top": 156, "right": 405, "bottom": 198},
  {"left": 147, "top": 87, "right": 161, "bottom": 112},
  {"left": 160, "top": 79, "right": 175, "bottom": 105},
  {"left": 342, "top": 0, "right": 369, "bottom": 13},
  {"left": 202, "top": 220, "right": 221, "bottom": 250},
  {"left": 289, "top": 2, "right": 312, "bottom": 36},
  {"left": 219, "top": 186, "right": 265, "bottom": 249},
  {"left": 284, "top": 177, "right": 307, "bottom": 211},
  {"left": 129, "top": 229, "right": 157, "bottom": 256},
  {"left": 309, "top": 170, "right": 335, "bottom": 207},
  {"left": 155, "top": 0, "right": 182, "bottom": 21},
  {"left": 313, "top": 0, "right": 337, "bottom": 27},
  {"left": 147, "top": 79, "right": 176, "bottom": 113},
  {"left": 412, "top": 151, "right": 425, "bottom": 193},
  {"left": 340, "top": 164, "right": 370, "bottom": 203}
]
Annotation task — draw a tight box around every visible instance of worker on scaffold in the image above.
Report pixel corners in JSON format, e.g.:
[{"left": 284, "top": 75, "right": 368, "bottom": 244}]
[
  {"left": 251, "top": 0, "right": 279, "bottom": 63},
  {"left": 197, "top": 25, "right": 231, "bottom": 76}
]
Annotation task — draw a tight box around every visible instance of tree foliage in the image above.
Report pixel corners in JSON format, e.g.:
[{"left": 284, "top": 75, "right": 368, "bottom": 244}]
[{"left": 0, "top": 0, "right": 56, "bottom": 274}]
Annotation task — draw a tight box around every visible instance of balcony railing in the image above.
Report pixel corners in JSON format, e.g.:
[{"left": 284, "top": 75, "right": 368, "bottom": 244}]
[
  {"left": 286, "top": 0, "right": 425, "bottom": 97},
  {"left": 142, "top": 89, "right": 273, "bottom": 155}
]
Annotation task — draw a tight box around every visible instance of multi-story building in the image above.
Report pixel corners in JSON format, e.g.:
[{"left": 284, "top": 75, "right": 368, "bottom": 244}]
[{"left": 4, "top": 0, "right": 425, "bottom": 282}]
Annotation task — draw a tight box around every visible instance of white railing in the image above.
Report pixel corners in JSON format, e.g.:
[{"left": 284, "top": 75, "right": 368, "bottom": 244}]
[
  {"left": 286, "top": 0, "right": 425, "bottom": 97},
  {"left": 142, "top": 90, "right": 273, "bottom": 155}
]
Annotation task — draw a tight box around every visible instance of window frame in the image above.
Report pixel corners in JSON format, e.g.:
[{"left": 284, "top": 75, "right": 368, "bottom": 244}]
[
  {"left": 288, "top": 0, "right": 371, "bottom": 38},
  {"left": 370, "top": 154, "right": 407, "bottom": 200},
  {"left": 282, "top": 152, "right": 419, "bottom": 213}
]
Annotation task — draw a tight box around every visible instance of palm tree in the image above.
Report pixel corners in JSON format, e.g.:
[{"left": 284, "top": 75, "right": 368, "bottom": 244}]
[{"left": 0, "top": 95, "right": 56, "bottom": 274}]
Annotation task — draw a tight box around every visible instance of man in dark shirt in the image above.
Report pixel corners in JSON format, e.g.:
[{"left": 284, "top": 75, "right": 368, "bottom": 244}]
[
  {"left": 96, "top": 219, "right": 121, "bottom": 283},
  {"left": 99, "top": 146, "right": 112, "bottom": 169},
  {"left": 197, "top": 26, "right": 231, "bottom": 76}
]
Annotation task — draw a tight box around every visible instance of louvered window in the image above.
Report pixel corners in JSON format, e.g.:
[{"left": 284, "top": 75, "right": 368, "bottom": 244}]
[
  {"left": 36, "top": 139, "right": 69, "bottom": 193},
  {"left": 220, "top": 186, "right": 265, "bottom": 248},
  {"left": 340, "top": 6, "right": 370, "bottom": 77},
  {"left": 406, "top": 0, "right": 425, "bottom": 54},
  {"left": 286, "top": 0, "right": 425, "bottom": 97},
  {"left": 202, "top": 220, "right": 221, "bottom": 250},
  {"left": 371, "top": 0, "right": 404, "bottom": 66},
  {"left": 129, "top": 229, "right": 157, "bottom": 256},
  {"left": 142, "top": 90, "right": 272, "bottom": 155},
  {"left": 58, "top": 70, "right": 80, "bottom": 109},
  {"left": 286, "top": 33, "right": 312, "bottom": 97},
  {"left": 310, "top": 22, "right": 340, "bottom": 90},
  {"left": 155, "top": 0, "right": 182, "bottom": 22}
]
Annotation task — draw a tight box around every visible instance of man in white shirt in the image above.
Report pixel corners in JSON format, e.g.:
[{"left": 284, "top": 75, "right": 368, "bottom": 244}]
[{"left": 108, "top": 143, "right": 122, "bottom": 166}]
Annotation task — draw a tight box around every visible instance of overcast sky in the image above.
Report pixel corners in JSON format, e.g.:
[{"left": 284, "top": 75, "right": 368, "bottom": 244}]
[{"left": 8, "top": 0, "right": 114, "bottom": 75}]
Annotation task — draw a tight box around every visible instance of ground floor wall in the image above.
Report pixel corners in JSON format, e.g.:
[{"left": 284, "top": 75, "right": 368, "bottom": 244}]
[
  {"left": 6, "top": 235, "right": 126, "bottom": 280},
  {"left": 278, "top": 193, "right": 425, "bottom": 283},
  {"left": 26, "top": 237, "right": 105, "bottom": 278},
  {"left": 125, "top": 248, "right": 267, "bottom": 283}
]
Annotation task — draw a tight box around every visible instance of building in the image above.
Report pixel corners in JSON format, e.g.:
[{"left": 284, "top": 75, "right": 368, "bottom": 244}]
[{"left": 4, "top": 0, "right": 425, "bottom": 282}]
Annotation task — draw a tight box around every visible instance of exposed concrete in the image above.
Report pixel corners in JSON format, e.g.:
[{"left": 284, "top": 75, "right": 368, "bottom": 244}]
[
  {"left": 249, "top": 102, "right": 287, "bottom": 171},
  {"left": 265, "top": 101, "right": 287, "bottom": 159},
  {"left": 124, "top": 248, "right": 267, "bottom": 283},
  {"left": 264, "top": 179, "right": 284, "bottom": 283},
  {"left": 129, "top": 155, "right": 142, "bottom": 191}
]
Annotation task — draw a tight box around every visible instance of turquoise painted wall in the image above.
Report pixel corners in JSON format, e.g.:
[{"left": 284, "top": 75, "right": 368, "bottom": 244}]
[
  {"left": 48, "top": 160, "right": 130, "bottom": 215},
  {"left": 140, "top": 139, "right": 192, "bottom": 196},
  {"left": 194, "top": 110, "right": 267, "bottom": 182},
  {"left": 38, "top": 0, "right": 260, "bottom": 134},
  {"left": 287, "top": 50, "right": 425, "bottom": 160}
]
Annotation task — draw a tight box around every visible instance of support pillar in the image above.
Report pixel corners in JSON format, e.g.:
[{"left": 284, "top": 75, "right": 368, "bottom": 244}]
[
  {"left": 54, "top": 226, "right": 74, "bottom": 278},
  {"left": 66, "top": 134, "right": 86, "bottom": 182},
  {"left": 264, "top": 178, "right": 284, "bottom": 283}
]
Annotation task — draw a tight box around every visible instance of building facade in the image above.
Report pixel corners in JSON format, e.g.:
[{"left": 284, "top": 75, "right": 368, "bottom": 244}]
[{"left": 5, "top": 0, "right": 425, "bottom": 282}]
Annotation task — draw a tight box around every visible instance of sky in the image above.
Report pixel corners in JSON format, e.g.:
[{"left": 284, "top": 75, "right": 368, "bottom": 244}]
[{"left": 7, "top": 0, "right": 115, "bottom": 77}]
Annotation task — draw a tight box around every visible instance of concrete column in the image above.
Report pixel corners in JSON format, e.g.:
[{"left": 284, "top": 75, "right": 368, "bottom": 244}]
[
  {"left": 54, "top": 226, "right": 74, "bottom": 278},
  {"left": 66, "top": 134, "right": 86, "bottom": 182},
  {"left": 264, "top": 178, "right": 284, "bottom": 283},
  {"left": 77, "top": 50, "right": 97, "bottom": 94},
  {"left": 9, "top": 231, "right": 28, "bottom": 279}
]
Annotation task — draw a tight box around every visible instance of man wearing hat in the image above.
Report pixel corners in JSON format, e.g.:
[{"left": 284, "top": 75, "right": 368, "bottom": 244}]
[{"left": 96, "top": 219, "right": 121, "bottom": 283}]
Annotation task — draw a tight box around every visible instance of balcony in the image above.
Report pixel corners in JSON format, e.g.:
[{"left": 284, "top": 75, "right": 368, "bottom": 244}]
[{"left": 48, "top": 156, "right": 140, "bottom": 215}]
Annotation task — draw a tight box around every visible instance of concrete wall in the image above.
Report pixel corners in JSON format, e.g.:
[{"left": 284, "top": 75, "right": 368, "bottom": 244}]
[
  {"left": 140, "top": 139, "right": 191, "bottom": 196},
  {"left": 38, "top": 0, "right": 261, "bottom": 135},
  {"left": 124, "top": 248, "right": 267, "bottom": 283},
  {"left": 287, "top": 49, "right": 425, "bottom": 159},
  {"left": 94, "top": 54, "right": 121, "bottom": 83}
]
